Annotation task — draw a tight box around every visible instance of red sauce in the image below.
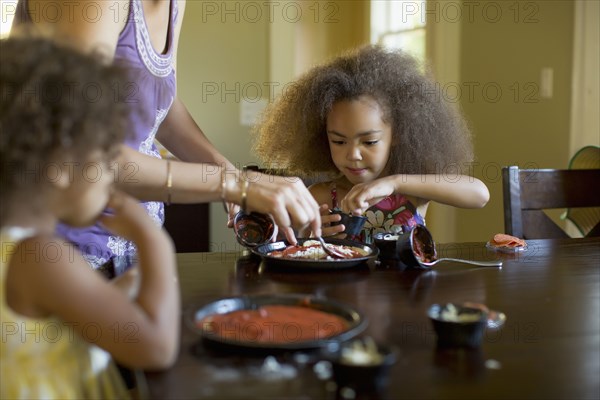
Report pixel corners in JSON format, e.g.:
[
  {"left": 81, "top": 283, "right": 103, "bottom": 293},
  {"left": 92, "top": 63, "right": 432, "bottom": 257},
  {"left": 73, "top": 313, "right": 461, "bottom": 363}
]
[
  {"left": 198, "top": 305, "right": 349, "bottom": 344},
  {"left": 412, "top": 227, "right": 436, "bottom": 263},
  {"left": 413, "top": 238, "right": 435, "bottom": 263}
]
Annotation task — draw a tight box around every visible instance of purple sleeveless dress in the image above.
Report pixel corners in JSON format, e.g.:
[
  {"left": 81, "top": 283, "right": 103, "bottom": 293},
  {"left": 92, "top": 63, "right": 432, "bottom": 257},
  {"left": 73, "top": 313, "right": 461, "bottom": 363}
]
[{"left": 14, "top": 0, "right": 178, "bottom": 269}]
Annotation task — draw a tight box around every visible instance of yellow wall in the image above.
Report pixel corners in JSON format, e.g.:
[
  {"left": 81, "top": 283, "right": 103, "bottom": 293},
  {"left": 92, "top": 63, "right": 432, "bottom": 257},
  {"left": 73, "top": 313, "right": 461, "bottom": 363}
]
[
  {"left": 457, "top": 0, "right": 575, "bottom": 241},
  {"left": 177, "top": 1, "right": 269, "bottom": 250}
]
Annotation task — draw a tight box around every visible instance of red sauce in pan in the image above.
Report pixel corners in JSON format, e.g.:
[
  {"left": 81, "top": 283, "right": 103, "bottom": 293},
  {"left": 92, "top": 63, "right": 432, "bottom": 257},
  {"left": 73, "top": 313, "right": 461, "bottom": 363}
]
[{"left": 198, "top": 305, "right": 349, "bottom": 344}]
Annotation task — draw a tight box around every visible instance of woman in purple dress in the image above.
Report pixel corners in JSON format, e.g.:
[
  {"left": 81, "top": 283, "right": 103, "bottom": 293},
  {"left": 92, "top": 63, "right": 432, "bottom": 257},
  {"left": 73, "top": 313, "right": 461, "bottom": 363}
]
[{"left": 11, "top": 0, "right": 321, "bottom": 271}]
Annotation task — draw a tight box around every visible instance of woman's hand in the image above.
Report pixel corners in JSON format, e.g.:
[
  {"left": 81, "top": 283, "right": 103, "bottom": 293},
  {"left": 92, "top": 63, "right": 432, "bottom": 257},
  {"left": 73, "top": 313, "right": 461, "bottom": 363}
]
[
  {"left": 225, "top": 203, "right": 239, "bottom": 228},
  {"left": 241, "top": 173, "right": 322, "bottom": 243}
]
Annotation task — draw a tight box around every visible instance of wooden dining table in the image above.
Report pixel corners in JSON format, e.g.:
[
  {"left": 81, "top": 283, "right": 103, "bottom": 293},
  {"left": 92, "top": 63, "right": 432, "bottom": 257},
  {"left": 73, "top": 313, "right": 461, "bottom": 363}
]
[{"left": 143, "top": 237, "right": 600, "bottom": 399}]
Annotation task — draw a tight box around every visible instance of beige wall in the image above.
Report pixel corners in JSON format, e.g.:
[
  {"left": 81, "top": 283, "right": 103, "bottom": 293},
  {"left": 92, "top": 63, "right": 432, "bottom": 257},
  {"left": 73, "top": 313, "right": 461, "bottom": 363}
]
[
  {"left": 178, "top": 0, "right": 579, "bottom": 249},
  {"left": 177, "top": 1, "right": 269, "bottom": 251},
  {"left": 457, "top": 0, "right": 575, "bottom": 241}
]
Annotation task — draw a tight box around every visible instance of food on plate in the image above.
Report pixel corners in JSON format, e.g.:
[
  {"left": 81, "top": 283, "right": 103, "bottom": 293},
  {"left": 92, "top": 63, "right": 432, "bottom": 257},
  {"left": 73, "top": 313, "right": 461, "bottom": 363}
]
[
  {"left": 267, "top": 240, "right": 368, "bottom": 260},
  {"left": 198, "top": 304, "right": 349, "bottom": 344},
  {"left": 488, "top": 233, "right": 526, "bottom": 249}
]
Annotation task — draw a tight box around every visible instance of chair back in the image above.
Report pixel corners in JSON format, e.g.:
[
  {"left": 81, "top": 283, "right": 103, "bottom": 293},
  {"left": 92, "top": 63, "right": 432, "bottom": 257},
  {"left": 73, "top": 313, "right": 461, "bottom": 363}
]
[
  {"left": 502, "top": 166, "right": 600, "bottom": 239},
  {"left": 564, "top": 146, "right": 600, "bottom": 236}
]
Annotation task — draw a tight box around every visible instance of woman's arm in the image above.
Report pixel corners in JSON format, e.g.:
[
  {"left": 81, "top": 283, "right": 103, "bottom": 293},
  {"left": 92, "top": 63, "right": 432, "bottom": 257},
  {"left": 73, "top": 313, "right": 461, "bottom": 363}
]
[
  {"left": 114, "top": 147, "right": 321, "bottom": 237},
  {"left": 341, "top": 174, "right": 490, "bottom": 216}
]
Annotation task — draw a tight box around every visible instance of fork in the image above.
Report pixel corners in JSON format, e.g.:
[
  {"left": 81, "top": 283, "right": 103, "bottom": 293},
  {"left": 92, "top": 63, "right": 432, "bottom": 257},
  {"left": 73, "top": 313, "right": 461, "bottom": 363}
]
[{"left": 316, "top": 236, "right": 349, "bottom": 259}]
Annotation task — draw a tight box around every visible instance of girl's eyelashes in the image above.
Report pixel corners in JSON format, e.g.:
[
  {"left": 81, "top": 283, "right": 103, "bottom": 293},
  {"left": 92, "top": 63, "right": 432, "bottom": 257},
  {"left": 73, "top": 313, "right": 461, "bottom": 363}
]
[{"left": 329, "top": 139, "right": 379, "bottom": 146}]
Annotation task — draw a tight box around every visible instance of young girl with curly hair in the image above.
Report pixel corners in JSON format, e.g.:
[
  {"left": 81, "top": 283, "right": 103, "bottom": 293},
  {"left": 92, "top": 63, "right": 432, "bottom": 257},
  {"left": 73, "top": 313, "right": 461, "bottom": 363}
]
[
  {"left": 253, "top": 45, "right": 489, "bottom": 242},
  {"left": 0, "top": 37, "right": 179, "bottom": 398}
]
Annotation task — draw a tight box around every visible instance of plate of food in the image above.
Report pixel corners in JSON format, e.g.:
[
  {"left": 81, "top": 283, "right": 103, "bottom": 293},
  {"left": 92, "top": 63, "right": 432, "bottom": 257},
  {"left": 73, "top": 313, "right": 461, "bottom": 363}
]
[
  {"left": 251, "top": 238, "right": 379, "bottom": 269},
  {"left": 188, "top": 294, "right": 368, "bottom": 350}
]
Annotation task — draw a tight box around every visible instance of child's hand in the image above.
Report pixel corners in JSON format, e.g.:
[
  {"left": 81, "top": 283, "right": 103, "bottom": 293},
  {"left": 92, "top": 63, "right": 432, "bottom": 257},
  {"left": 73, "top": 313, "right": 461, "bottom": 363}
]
[
  {"left": 341, "top": 179, "right": 394, "bottom": 215},
  {"left": 98, "top": 190, "right": 163, "bottom": 243},
  {"left": 318, "top": 204, "right": 346, "bottom": 238}
]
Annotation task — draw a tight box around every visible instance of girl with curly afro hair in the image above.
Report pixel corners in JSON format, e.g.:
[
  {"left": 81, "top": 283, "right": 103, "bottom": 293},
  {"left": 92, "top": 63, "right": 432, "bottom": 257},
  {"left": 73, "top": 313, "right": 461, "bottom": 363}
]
[{"left": 253, "top": 45, "right": 489, "bottom": 241}]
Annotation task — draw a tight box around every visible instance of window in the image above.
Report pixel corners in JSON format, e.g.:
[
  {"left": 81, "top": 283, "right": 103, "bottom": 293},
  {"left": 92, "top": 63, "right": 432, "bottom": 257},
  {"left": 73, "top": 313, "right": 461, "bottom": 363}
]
[
  {"left": 1, "top": 0, "right": 18, "bottom": 38},
  {"left": 371, "top": 0, "right": 426, "bottom": 62}
]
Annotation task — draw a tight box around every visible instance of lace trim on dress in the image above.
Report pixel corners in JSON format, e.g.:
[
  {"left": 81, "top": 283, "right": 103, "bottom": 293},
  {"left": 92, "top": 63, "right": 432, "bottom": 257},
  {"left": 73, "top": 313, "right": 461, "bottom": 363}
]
[{"left": 132, "top": 0, "right": 176, "bottom": 77}]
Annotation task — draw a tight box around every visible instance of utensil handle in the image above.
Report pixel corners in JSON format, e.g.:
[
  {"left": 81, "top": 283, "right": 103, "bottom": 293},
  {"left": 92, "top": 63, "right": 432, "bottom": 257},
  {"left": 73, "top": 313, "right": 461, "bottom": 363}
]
[{"left": 439, "top": 258, "right": 503, "bottom": 267}]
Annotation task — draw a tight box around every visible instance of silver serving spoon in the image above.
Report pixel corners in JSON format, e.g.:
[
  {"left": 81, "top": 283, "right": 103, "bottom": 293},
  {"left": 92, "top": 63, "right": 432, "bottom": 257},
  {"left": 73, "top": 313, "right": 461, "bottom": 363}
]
[
  {"left": 420, "top": 257, "right": 502, "bottom": 268},
  {"left": 317, "top": 236, "right": 350, "bottom": 259}
]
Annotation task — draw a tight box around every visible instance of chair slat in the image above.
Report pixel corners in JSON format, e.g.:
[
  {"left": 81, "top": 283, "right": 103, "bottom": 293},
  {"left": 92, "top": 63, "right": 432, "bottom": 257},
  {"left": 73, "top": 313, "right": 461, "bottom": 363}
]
[
  {"left": 523, "top": 210, "right": 570, "bottom": 239},
  {"left": 502, "top": 166, "right": 600, "bottom": 239},
  {"left": 518, "top": 169, "right": 600, "bottom": 209}
]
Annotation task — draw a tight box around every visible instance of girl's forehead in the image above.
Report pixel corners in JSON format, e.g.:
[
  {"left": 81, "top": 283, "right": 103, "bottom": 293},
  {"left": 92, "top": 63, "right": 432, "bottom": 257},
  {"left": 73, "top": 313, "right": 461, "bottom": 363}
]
[
  {"left": 333, "top": 94, "right": 381, "bottom": 109},
  {"left": 328, "top": 96, "right": 385, "bottom": 122},
  {"left": 326, "top": 97, "right": 391, "bottom": 137}
]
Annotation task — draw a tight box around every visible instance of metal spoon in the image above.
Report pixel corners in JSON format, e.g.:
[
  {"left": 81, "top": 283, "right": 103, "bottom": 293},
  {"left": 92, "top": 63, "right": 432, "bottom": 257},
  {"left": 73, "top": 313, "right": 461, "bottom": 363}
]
[
  {"left": 317, "top": 236, "right": 350, "bottom": 259},
  {"left": 420, "top": 257, "right": 502, "bottom": 268}
]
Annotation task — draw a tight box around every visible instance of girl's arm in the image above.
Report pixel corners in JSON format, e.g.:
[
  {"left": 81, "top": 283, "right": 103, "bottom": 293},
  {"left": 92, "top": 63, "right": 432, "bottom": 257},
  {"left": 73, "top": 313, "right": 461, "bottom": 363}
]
[
  {"left": 341, "top": 174, "right": 490, "bottom": 216},
  {"left": 10, "top": 192, "right": 179, "bottom": 369},
  {"left": 110, "top": 267, "right": 141, "bottom": 299}
]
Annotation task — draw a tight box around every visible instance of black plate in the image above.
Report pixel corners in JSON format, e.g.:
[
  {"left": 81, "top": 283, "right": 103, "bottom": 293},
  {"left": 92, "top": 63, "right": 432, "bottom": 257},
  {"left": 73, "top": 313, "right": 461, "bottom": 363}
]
[
  {"left": 251, "top": 238, "right": 379, "bottom": 269},
  {"left": 187, "top": 294, "right": 368, "bottom": 350}
]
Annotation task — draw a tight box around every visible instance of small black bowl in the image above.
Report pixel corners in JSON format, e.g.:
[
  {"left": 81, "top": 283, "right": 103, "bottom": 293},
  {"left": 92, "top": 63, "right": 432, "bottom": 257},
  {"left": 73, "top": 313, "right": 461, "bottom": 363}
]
[
  {"left": 374, "top": 225, "right": 437, "bottom": 267},
  {"left": 322, "top": 340, "right": 396, "bottom": 392},
  {"left": 373, "top": 232, "right": 402, "bottom": 260},
  {"left": 427, "top": 303, "right": 505, "bottom": 348},
  {"left": 330, "top": 210, "right": 367, "bottom": 236}
]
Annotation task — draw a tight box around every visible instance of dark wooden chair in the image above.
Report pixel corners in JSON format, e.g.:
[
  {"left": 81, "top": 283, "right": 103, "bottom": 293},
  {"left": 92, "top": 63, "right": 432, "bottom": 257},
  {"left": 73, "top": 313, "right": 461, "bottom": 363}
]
[
  {"left": 502, "top": 166, "right": 600, "bottom": 239},
  {"left": 164, "top": 203, "right": 210, "bottom": 252}
]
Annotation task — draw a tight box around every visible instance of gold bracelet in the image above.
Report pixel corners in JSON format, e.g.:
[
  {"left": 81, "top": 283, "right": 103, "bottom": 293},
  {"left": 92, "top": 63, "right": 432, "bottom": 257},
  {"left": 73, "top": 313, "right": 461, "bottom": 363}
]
[
  {"left": 220, "top": 168, "right": 229, "bottom": 214},
  {"left": 166, "top": 160, "right": 173, "bottom": 205},
  {"left": 240, "top": 179, "right": 249, "bottom": 211}
]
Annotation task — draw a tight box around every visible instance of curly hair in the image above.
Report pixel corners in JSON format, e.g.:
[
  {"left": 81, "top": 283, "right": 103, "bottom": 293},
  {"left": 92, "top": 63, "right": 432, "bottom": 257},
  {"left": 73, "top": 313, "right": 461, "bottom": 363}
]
[
  {"left": 0, "top": 37, "right": 129, "bottom": 199},
  {"left": 252, "top": 45, "right": 473, "bottom": 179}
]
